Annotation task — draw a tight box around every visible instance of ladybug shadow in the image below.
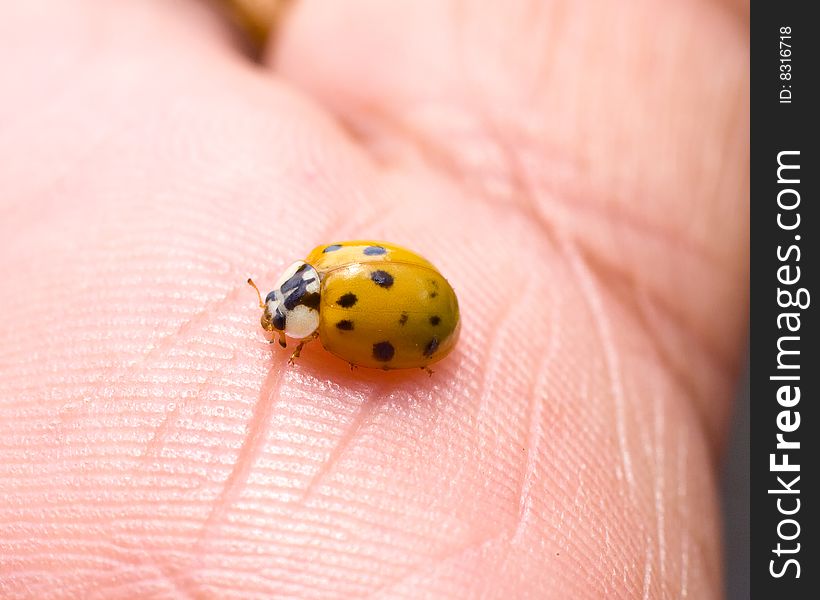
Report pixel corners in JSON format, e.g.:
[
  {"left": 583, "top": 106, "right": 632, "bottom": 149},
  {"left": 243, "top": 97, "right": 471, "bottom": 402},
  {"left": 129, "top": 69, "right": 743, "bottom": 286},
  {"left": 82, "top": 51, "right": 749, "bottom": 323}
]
[
  {"left": 271, "top": 341, "right": 440, "bottom": 388},
  {"left": 252, "top": 340, "right": 457, "bottom": 424}
]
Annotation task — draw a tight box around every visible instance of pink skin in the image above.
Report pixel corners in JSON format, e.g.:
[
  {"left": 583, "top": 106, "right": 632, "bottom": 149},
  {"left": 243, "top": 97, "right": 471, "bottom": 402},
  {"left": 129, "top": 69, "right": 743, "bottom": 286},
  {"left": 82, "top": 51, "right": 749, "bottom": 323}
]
[{"left": 0, "top": 1, "right": 747, "bottom": 598}]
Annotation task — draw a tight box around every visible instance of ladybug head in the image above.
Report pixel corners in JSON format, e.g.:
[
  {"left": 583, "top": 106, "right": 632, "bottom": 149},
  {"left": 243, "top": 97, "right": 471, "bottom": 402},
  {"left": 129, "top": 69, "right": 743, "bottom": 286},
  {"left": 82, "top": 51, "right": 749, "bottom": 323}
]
[{"left": 248, "top": 261, "right": 321, "bottom": 342}]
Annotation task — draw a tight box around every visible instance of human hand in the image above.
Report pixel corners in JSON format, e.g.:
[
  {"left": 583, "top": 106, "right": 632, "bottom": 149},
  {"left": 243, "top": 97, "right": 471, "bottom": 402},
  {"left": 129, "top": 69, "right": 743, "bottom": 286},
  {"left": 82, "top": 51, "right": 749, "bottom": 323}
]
[{"left": 0, "top": 1, "right": 747, "bottom": 597}]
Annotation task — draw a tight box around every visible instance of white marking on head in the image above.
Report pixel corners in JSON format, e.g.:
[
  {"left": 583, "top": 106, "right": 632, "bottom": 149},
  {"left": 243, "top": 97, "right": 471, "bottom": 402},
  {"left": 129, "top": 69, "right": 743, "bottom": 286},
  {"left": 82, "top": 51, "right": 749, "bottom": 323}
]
[
  {"left": 284, "top": 304, "right": 320, "bottom": 339},
  {"left": 265, "top": 260, "right": 321, "bottom": 339}
]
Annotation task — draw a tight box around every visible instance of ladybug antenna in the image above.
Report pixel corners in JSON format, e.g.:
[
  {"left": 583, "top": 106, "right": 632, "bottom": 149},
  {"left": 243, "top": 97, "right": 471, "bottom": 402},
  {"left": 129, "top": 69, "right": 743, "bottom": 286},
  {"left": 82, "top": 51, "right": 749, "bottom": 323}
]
[{"left": 247, "top": 278, "right": 265, "bottom": 309}]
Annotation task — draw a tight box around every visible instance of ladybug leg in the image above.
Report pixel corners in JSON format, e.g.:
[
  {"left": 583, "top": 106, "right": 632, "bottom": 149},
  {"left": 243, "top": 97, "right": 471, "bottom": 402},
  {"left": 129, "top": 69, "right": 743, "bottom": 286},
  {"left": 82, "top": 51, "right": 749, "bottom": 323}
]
[
  {"left": 288, "top": 334, "right": 317, "bottom": 365},
  {"left": 421, "top": 366, "right": 434, "bottom": 376},
  {"left": 271, "top": 331, "right": 287, "bottom": 348},
  {"left": 288, "top": 341, "right": 306, "bottom": 365}
]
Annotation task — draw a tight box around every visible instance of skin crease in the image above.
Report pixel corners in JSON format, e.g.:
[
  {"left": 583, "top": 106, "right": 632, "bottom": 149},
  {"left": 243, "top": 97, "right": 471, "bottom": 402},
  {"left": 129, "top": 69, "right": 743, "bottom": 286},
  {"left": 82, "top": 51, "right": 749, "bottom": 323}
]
[{"left": 0, "top": 0, "right": 747, "bottom": 598}]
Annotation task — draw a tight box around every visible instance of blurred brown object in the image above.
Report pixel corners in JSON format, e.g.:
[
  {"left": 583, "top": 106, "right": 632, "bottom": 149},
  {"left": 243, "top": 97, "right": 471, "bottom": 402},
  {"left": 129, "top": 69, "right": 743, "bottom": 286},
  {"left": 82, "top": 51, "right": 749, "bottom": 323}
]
[{"left": 219, "top": 0, "right": 292, "bottom": 48}]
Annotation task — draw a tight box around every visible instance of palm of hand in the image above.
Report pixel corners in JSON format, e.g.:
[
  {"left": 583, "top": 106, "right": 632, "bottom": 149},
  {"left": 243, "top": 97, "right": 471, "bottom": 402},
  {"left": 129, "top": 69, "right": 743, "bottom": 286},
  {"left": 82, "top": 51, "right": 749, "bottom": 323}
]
[{"left": 0, "top": 1, "right": 747, "bottom": 598}]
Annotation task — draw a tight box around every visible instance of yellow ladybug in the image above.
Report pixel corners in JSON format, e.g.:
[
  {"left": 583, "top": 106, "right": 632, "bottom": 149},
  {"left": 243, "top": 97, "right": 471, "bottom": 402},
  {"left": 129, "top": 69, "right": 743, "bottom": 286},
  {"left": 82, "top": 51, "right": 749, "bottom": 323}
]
[{"left": 248, "top": 241, "right": 460, "bottom": 371}]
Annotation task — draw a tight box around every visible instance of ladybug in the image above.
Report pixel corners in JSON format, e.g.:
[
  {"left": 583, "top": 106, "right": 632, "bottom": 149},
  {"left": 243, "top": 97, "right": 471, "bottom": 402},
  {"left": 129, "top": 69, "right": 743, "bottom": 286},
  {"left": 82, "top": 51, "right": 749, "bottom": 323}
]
[{"left": 248, "top": 241, "right": 460, "bottom": 371}]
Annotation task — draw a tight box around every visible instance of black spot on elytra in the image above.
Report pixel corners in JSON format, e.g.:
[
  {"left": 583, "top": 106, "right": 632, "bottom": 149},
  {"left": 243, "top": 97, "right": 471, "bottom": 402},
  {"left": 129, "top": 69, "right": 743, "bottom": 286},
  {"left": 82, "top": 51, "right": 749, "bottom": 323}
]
[
  {"left": 430, "top": 291, "right": 438, "bottom": 298},
  {"left": 423, "top": 336, "right": 439, "bottom": 357},
  {"left": 363, "top": 245, "right": 387, "bottom": 256},
  {"left": 272, "top": 310, "right": 286, "bottom": 331},
  {"left": 429, "top": 315, "right": 441, "bottom": 326},
  {"left": 372, "top": 341, "right": 395, "bottom": 362},
  {"left": 323, "top": 244, "right": 343, "bottom": 253},
  {"left": 371, "top": 270, "right": 394, "bottom": 288},
  {"left": 398, "top": 313, "right": 409, "bottom": 326},
  {"left": 335, "top": 319, "right": 354, "bottom": 331},
  {"left": 337, "top": 292, "right": 358, "bottom": 308}
]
